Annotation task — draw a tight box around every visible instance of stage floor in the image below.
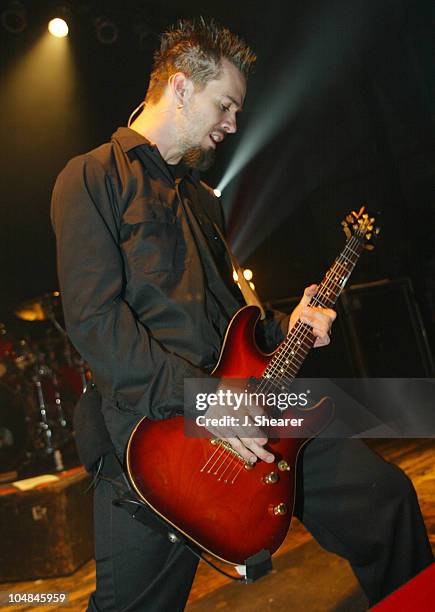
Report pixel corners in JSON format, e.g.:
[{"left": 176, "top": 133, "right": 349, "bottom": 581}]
[{"left": 2, "top": 439, "right": 434, "bottom": 611}]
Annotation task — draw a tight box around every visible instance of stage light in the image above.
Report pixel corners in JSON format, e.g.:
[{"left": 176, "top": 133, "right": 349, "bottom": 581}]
[
  {"left": 1, "top": 1, "right": 27, "bottom": 34},
  {"left": 233, "top": 268, "right": 254, "bottom": 287},
  {"left": 213, "top": 188, "right": 222, "bottom": 198},
  {"left": 95, "top": 17, "right": 118, "bottom": 45},
  {"left": 48, "top": 18, "right": 69, "bottom": 38}
]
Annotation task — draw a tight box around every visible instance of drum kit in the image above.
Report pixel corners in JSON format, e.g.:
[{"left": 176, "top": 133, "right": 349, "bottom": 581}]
[{"left": 0, "top": 291, "right": 91, "bottom": 479}]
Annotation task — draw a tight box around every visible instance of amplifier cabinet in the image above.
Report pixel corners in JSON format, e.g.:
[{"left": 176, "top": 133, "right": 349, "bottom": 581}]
[{"left": 268, "top": 277, "right": 434, "bottom": 377}]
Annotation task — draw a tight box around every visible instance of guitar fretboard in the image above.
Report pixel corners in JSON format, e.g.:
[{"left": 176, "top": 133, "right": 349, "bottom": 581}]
[{"left": 260, "top": 234, "right": 365, "bottom": 390}]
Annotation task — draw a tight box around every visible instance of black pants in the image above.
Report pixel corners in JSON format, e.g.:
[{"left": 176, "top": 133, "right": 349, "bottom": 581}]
[{"left": 87, "top": 439, "right": 433, "bottom": 611}]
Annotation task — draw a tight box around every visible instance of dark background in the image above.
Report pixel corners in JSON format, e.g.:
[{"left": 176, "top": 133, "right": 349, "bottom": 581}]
[{"left": 1, "top": 0, "right": 434, "bottom": 369}]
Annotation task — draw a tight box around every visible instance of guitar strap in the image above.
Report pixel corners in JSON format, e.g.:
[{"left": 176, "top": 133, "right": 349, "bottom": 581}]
[
  {"left": 174, "top": 172, "right": 266, "bottom": 319},
  {"left": 95, "top": 454, "right": 187, "bottom": 543},
  {"left": 210, "top": 219, "right": 266, "bottom": 319}
]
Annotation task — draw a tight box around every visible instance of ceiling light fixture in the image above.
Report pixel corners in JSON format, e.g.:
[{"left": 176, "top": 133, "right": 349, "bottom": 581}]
[
  {"left": 1, "top": 1, "right": 27, "bottom": 34},
  {"left": 95, "top": 17, "right": 118, "bottom": 45}
]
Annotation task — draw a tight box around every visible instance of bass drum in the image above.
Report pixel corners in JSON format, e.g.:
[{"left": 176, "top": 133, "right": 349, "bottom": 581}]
[{"left": 0, "top": 382, "right": 28, "bottom": 473}]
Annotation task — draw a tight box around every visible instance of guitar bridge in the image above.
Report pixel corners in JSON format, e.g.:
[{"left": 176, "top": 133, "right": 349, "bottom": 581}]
[
  {"left": 210, "top": 439, "right": 254, "bottom": 469},
  {"left": 199, "top": 439, "right": 254, "bottom": 484}
]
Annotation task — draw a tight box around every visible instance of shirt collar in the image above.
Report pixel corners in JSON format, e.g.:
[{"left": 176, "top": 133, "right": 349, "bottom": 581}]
[
  {"left": 111, "top": 126, "right": 200, "bottom": 185},
  {"left": 111, "top": 126, "right": 151, "bottom": 152}
]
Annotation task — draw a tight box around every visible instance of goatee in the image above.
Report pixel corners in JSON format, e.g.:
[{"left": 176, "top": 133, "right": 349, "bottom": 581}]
[{"left": 182, "top": 146, "right": 215, "bottom": 171}]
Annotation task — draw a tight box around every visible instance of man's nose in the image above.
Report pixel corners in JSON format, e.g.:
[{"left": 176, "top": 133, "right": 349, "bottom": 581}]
[{"left": 222, "top": 115, "right": 237, "bottom": 134}]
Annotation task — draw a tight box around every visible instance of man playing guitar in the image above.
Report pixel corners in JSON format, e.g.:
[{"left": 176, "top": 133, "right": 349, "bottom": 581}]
[{"left": 51, "top": 18, "right": 433, "bottom": 612}]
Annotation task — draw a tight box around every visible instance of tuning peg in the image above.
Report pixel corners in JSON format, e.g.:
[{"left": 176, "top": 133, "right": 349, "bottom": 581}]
[
  {"left": 342, "top": 221, "right": 352, "bottom": 240},
  {"left": 346, "top": 214, "right": 354, "bottom": 223},
  {"left": 353, "top": 205, "right": 366, "bottom": 219}
]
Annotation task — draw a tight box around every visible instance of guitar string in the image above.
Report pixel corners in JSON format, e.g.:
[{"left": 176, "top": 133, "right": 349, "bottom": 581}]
[
  {"left": 214, "top": 447, "right": 235, "bottom": 476},
  {"left": 223, "top": 453, "right": 244, "bottom": 483},
  {"left": 230, "top": 462, "right": 245, "bottom": 484},
  {"left": 217, "top": 452, "right": 239, "bottom": 481},
  {"left": 213, "top": 446, "right": 232, "bottom": 480},
  {"left": 200, "top": 442, "right": 223, "bottom": 472},
  {"left": 203, "top": 443, "right": 227, "bottom": 474},
  {"left": 210, "top": 445, "right": 238, "bottom": 481},
  {"left": 208, "top": 444, "right": 230, "bottom": 474}
]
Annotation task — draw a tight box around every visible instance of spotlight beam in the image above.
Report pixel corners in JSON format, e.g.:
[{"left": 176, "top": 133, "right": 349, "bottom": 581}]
[
  {"left": 218, "top": 1, "right": 384, "bottom": 261},
  {"left": 218, "top": 4, "right": 360, "bottom": 193}
]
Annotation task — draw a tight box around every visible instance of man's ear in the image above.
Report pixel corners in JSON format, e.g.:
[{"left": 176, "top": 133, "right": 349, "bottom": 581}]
[{"left": 169, "top": 72, "right": 194, "bottom": 108}]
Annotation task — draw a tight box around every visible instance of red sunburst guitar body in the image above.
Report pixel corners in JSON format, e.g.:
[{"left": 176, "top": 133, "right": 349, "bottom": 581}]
[
  {"left": 126, "top": 208, "right": 379, "bottom": 566},
  {"left": 127, "top": 306, "right": 333, "bottom": 565}
]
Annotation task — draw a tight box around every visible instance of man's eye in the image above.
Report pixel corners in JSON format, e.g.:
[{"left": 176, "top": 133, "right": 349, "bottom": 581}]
[{"left": 221, "top": 105, "right": 230, "bottom": 112}]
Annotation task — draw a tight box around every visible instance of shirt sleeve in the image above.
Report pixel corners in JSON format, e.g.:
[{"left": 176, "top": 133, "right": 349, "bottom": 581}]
[{"left": 51, "top": 154, "right": 206, "bottom": 420}]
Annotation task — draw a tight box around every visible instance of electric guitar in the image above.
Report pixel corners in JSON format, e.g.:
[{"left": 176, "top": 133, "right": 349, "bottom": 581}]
[{"left": 126, "top": 208, "right": 380, "bottom": 566}]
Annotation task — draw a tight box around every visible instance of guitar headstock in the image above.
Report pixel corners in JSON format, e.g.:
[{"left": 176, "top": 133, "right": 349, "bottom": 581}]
[{"left": 341, "top": 206, "right": 380, "bottom": 251}]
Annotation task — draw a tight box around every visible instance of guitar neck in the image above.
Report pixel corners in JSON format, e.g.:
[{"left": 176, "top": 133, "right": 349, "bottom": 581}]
[
  {"left": 312, "top": 235, "right": 364, "bottom": 309},
  {"left": 263, "top": 235, "right": 365, "bottom": 383}
]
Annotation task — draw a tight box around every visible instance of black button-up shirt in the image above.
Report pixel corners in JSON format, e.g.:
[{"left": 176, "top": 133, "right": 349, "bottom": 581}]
[{"left": 51, "top": 127, "right": 288, "bottom": 456}]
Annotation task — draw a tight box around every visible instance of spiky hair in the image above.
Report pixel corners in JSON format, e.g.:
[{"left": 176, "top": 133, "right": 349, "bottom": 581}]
[{"left": 146, "top": 17, "right": 256, "bottom": 103}]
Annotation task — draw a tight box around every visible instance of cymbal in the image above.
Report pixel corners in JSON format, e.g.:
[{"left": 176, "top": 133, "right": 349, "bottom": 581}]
[{"left": 15, "top": 291, "right": 61, "bottom": 322}]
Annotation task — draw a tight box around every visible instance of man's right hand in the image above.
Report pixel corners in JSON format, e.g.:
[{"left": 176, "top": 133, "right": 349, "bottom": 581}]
[{"left": 203, "top": 378, "right": 275, "bottom": 465}]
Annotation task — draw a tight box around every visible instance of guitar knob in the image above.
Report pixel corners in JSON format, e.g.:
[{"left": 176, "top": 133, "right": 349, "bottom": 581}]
[
  {"left": 269, "top": 503, "right": 288, "bottom": 516},
  {"left": 263, "top": 471, "right": 279, "bottom": 484},
  {"left": 277, "top": 460, "right": 291, "bottom": 471}
]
